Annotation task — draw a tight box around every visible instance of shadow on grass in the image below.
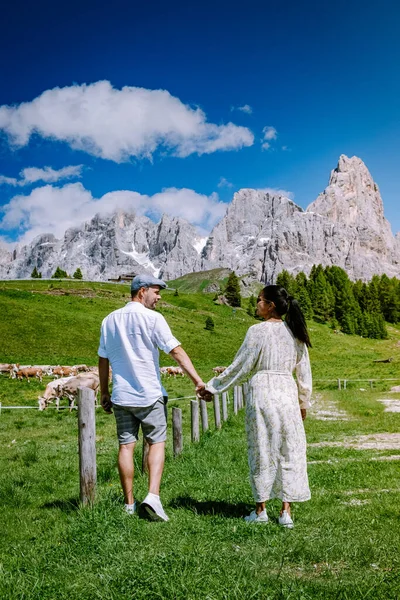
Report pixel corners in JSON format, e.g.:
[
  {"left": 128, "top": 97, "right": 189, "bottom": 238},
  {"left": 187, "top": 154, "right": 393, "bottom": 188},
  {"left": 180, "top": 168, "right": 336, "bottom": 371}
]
[
  {"left": 169, "top": 496, "right": 251, "bottom": 518},
  {"left": 41, "top": 497, "right": 80, "bottom": 512}
]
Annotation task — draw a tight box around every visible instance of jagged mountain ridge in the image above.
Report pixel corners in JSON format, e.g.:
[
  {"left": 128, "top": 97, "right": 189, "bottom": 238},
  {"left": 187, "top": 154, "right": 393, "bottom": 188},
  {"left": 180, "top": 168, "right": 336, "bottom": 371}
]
[{"left": 0, "top": 155, "right": 399, "bottom": 283}]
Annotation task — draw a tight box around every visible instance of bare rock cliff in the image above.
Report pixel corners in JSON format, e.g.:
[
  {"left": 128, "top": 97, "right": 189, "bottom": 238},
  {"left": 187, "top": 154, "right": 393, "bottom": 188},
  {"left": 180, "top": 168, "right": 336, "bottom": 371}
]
[{"left": 0, "top": 155, "right": 399, "bottom": 282}]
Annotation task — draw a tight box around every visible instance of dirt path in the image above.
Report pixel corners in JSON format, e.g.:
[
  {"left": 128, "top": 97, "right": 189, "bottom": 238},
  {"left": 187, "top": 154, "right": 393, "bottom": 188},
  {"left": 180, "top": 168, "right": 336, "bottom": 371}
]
[
  {"left": 309, "top": 392, "right": 351, "bottom": 421},
  {"left": 308, "top": 432, "right": 400, "bottom": 450}
]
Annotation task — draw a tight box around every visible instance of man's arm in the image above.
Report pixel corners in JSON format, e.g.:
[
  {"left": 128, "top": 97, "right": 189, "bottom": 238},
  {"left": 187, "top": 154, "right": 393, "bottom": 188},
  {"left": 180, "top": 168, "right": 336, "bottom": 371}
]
[
  {"left": 169, "top": 346, "right": 206, "bottom": 395},
  {"left": 98, "top": 356, "right": 112, "bottom": 413}
]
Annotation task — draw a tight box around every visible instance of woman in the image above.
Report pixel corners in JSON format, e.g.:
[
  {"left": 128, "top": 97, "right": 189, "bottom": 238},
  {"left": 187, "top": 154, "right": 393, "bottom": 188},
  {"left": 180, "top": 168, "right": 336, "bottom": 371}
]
[{"left": 204, "top": 285, "right": 312, "bottom": 527}]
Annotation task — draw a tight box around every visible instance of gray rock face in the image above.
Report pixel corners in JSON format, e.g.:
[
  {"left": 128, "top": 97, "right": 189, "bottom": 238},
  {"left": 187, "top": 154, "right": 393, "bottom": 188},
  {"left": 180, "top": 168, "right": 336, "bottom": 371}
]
[
  {"left": 0, "top": 210, "right": 205, "bottom": 281},
  {"left": 202, "top": 155, "right": 400, "bottom": 282},
  {"left": 0, "top": 154, "right": 399, "bottom": 283}
]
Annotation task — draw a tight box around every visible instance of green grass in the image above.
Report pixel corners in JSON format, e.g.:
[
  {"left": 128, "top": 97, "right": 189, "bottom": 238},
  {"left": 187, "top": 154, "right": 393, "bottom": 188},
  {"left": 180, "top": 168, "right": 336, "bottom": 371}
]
[
  {"left": 0, "top": 391, "right": 399, "bottom": 599},
  {"left": 1, "top": 279, "right": 400, "bottom": 382},
  {"left": 168, "top": 268, "right": 233, "bottom": 293},
  {"left": 1, "top": 280, "right": 400, "bottom": 598}
]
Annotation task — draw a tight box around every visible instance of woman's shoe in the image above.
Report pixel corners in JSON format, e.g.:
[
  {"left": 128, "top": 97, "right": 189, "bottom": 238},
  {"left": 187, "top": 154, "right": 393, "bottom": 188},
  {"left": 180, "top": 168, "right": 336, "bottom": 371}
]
[
  {"left": 124, "top": 501, "right": 137, "bottom": 515},
  {"left": 244, "top": 510, "right": 269, "bottom": 523},
  {"left": 279, "top": 510, "right": 294, "bottom": 528}
]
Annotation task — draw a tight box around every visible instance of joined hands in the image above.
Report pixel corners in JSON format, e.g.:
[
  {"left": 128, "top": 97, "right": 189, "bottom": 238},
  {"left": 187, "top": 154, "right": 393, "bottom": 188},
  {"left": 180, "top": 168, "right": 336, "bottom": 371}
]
[{"left": 195, "top": 382, "right": 214, "bottom": 402}]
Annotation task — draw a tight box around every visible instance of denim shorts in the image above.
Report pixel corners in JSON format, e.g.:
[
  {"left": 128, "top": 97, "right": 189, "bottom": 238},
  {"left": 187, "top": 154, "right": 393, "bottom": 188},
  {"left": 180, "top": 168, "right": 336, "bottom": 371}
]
[{"left": 113, "top": 397, "right": 167, "bottom": 445}]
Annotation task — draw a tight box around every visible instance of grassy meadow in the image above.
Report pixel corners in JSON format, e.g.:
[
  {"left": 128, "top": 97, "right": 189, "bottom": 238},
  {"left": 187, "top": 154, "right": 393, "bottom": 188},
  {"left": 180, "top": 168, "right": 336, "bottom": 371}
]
[{"left": 0, "top": 279, "right": 400, "bottom": 599}]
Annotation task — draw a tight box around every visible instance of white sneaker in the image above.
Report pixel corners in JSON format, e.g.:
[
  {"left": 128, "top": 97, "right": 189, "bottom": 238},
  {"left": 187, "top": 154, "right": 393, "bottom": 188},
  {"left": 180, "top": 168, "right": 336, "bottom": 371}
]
[
  {"left": 124, "top": 501, "right": 137, "bottom": 515},
  {"left": 244, "top": 510, "right": 269, "bottom": 523},
  {"left": 279, "top": 510, "right": 294, "bottom": 528},
  {"left": 141, "top": 493, "right": 169, "bottom": 522}
]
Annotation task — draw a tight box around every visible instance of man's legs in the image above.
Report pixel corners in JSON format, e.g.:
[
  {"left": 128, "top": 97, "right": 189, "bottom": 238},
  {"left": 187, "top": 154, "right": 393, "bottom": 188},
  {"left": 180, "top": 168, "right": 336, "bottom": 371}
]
[
  {"left": 118, "top": 442, "right": 136, "bottom": 505},
  {"left": 147, "top": 441, "right": 165, "bottom": 495}
]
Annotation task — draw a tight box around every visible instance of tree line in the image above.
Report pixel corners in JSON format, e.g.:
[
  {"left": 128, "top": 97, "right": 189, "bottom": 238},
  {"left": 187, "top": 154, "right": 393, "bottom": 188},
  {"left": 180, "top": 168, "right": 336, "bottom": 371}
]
[
  {"left": 244, "top": 265, "right": 400, "bottom": 339},
  {"left": 274, "top": 265, "right": 396, "bottom": 339},
  {"left": 31, "top": 266, "right": 83, "bottom": 279}
]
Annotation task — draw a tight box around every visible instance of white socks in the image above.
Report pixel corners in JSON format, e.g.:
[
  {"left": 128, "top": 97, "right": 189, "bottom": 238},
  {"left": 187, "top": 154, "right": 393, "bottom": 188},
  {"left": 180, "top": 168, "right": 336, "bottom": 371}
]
[{"left": 124, "top": 502, "right": 136, "bottom": 514}]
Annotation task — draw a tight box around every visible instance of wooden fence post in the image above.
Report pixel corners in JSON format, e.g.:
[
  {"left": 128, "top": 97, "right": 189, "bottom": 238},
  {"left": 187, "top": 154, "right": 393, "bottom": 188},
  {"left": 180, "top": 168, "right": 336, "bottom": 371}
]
[
  {"left": 338, "top": 379, "right": 341, "bottom": 390},
  {"left": 233, "top": 386, "right": 238, "bottom": 415},
  {"left": 213, "top": 394, "right": 221, "bottom": 429},
  {"left": 238, "top": 386, "right": 243, "bottom": 409},
  {"left": 172, "top": 407, "right": 183, "bottom": 457},
  {"left": 222, "top": 392, "right": 228, "bottom": 422},
  {"left": 200, "top": 399, "right": 209, "bottom": 432},
  {"left": 142, "top": 437, "right": 150, "bottom": 474},
  {"left": 343, "top": 379, "right": 347, "bottom": 390},
  {"left": 242, "top": 383, "right": 249, "bottom": 406},
  {"left": 369, "top": 380, "right": 373, "bottom": 389},
  {"left": 191, "top": 399, "right": 200, "bottom": 443},
  {"left": 77, "top": 387, "right": 97, "bottom": 506}
]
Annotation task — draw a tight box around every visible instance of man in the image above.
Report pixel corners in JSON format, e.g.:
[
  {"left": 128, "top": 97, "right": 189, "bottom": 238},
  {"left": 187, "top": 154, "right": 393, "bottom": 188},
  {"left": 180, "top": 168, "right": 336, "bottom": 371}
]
[{"left": 98, "top": 274, "right": 205, "bottom": 521}]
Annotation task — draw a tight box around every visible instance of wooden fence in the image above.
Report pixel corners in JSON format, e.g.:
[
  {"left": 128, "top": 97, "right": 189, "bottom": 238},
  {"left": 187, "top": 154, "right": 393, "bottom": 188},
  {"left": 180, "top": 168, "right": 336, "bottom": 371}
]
[
  {"left": 169, "top": 384, "right": 246, "bottom": 459},
  {"left": 78, "top": 384, "right": 248, "bottom": 501}
]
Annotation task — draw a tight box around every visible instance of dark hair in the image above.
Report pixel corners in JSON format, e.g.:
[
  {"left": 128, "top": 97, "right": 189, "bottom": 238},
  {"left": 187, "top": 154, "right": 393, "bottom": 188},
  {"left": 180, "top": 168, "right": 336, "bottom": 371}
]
[{"left": 262, "top": 285, "right": 312, "bottom": 347}]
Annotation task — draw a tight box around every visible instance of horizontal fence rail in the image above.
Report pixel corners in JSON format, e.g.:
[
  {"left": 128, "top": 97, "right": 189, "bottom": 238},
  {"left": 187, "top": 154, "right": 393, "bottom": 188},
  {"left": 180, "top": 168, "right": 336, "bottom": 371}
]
[{"left": 2, "top": 378, "right": 400, "bottom": 413}]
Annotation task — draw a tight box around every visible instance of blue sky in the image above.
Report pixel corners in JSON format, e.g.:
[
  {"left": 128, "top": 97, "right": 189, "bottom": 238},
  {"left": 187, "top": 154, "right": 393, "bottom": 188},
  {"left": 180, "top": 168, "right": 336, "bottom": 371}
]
[{"left": 0, "top": 0, "right": 399, "bottom": 246}]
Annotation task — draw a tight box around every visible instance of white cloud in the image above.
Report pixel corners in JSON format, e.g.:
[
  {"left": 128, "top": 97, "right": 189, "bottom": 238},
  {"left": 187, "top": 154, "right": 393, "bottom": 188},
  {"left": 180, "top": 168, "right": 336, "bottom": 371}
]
[
  {"left": 0, "top": 182, "right": 227, "bottom": 245},
  {"left": 258, "top": 187, "right": 294, "bottom": 200},
  {"left": 0, "top": 81, "right": 254, "bottom": 162},
  {"left": 261, "top": 126, "right": 278, "bottom": 150},
  {"left": 217, "top": 177, "right": 233, "bottom": 188},
  {"left": 0, "top": 175, "right": 18, "bottom": 186},
  {"left": 236, "top": 105, "right": 253, "bottom": 114},
  {"left": 0, "top": 164, "right": 83, "bottom": 187}
]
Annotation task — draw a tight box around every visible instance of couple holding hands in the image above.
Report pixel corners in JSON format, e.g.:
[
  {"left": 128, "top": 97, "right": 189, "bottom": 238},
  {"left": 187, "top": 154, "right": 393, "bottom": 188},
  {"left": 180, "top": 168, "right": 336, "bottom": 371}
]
[{"left": 99, "top": 274, "right": 312, "bottom": 527}]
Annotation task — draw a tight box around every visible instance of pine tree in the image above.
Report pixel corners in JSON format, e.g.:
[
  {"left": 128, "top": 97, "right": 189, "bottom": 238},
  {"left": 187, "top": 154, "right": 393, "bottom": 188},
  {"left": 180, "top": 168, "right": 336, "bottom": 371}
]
[
  {"left": 378, "top": 275, "right": 400, "bottom": 323},
  {"left": 205, "top": 316, "right": 215, "bottom": 331},
  {"left": 225, "top": 272, "right": 241, "bottom": 307},
  {"left": 174, "top": 288, "right": 179, "bottom": 296},
  {"left": 311, "top": 269, "right": 334, "bottom": 322},
  {"left": 324, "top": 265, "right": 363, "bottom": 334},
  {"left": 294, "top": 272, "right": 313, "bottom": 319},
  {"left": 247, "top": 295, "right": 257, "bottom": 317},
  {"left": 341, "top": 313, "right": 356, "bottom": 335},
  {"left": 73, "top": 267, "right": 83, "bottom": 280},
  {"left": 365, "top": 276, "right": 382, "bottom": 314},
  {"left": 353, "top": 280, "right": 367, "bottom": 312},
  {"left": 52, "top": 267, "right": 68, "bottom": 279},
  {"left": 31, "top": 266, "right": 40, "bottom": 278},
  {"left": 276, "top": 270, "right": 296, "bottom": 295}
]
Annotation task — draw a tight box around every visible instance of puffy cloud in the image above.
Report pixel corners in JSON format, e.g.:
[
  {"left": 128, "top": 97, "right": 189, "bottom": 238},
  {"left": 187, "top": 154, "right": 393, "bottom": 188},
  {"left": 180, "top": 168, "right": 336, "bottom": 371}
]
[
  {"left": 217, "top": 177, "right": 234, "bottom": 188},
  {"left": 0, "top": 164, "right": 83, "bottom": 187},
  {"left": 0, "top": 81, "right": 254, "bottom": 162},
  {"left": 233, "top": 104, "right": 253, "bottom": 114},
  {"left": 0, "top": 175, "right": 18, "bottom": 186},
  {"left": 261, "top": 126, "right": 278, "bottom": 150},
  {"left": 0, "top": 182, "right": 227, "bottom": 245}
]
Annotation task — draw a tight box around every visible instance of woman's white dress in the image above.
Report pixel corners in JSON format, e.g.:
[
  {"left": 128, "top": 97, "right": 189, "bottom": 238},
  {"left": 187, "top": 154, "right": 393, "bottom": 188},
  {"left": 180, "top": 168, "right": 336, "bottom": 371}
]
[{"left": 206, "top": 321, "right": 312, "bottom": 503}]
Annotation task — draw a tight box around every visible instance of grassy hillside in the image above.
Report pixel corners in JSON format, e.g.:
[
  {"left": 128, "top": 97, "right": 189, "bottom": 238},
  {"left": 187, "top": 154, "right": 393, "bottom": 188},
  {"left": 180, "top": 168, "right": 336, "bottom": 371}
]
[
  {"left": 167, "top": 267, "right": 232, "bottom": 293},
  {"left": 168, "top": 268, "right": 263, "bottom": 296},
  {"left": 0, "top": 280, "right": 400, "bottom": 598},
  {"left": 1, "top": 279, "right": 399, "bottom": 386}
]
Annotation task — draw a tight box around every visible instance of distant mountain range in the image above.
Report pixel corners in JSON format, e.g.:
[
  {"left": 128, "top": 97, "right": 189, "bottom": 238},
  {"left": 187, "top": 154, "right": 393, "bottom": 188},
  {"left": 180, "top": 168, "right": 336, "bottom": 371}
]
[{"left": 1, "top": 155, "right": 399, "bottom": 283}]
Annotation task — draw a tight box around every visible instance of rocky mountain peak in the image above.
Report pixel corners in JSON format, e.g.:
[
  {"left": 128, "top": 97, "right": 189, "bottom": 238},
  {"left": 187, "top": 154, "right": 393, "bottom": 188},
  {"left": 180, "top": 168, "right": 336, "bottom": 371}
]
[
  {"left": 0, "top": 154, "right": 399, "bottom": 284},
  {"left": 307, "top": 154, "right": 389, "bottom": 234}
]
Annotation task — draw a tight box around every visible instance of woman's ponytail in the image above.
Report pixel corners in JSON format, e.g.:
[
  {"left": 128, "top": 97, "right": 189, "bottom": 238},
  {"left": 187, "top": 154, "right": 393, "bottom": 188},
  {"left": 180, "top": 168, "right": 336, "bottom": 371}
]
[
  {"left": 285, "top": 297, "right": 312, "bottom": 347},
  {"left": 262, "top": 285, "right": 312, "bottom": 347}
]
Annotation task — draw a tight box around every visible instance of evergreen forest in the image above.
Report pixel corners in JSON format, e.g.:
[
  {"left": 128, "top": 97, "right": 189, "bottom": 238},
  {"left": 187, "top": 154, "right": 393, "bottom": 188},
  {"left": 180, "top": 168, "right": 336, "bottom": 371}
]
[{"left": 274, "top": 264, "right": 400, "bottom": 340}]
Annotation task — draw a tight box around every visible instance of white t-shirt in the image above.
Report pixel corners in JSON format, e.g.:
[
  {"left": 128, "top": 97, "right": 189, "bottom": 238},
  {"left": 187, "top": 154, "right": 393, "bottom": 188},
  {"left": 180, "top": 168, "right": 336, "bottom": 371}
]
[{"left": 98, "top": 301, "right": 180, "bottom": 407}]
